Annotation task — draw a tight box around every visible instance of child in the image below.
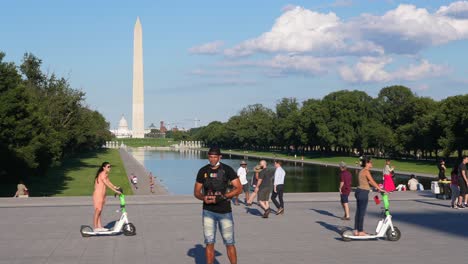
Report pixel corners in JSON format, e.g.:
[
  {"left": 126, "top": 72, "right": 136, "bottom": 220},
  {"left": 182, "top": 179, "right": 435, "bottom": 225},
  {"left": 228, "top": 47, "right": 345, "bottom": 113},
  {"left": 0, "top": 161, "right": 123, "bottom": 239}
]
[{"left": 131, "top": 173, "right": 138, "bottom": 189}]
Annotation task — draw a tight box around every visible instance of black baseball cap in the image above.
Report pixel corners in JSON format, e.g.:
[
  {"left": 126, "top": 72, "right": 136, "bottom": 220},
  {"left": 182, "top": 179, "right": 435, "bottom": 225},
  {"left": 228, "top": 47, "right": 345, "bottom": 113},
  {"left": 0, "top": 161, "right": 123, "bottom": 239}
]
[{"left": 207, "top": 146, "right": 222, "bottom": 155}]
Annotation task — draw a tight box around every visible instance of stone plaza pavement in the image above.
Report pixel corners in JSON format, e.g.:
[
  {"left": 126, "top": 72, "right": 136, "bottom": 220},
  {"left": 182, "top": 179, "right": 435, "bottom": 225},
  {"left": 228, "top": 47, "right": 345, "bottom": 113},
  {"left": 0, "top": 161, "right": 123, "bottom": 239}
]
[{"left": 0, "top": 191, "right": 466, "bottom": 264}]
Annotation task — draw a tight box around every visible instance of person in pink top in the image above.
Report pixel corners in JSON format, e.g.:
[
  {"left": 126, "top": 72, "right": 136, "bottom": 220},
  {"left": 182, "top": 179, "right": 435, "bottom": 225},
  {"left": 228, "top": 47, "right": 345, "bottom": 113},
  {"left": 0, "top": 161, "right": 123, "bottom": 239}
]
[
  {"left": 93, "top": 162, "right": 121, "bottom": 232},
  {"left": 383, "top": 159, "right": 396, "bottom": 192}
]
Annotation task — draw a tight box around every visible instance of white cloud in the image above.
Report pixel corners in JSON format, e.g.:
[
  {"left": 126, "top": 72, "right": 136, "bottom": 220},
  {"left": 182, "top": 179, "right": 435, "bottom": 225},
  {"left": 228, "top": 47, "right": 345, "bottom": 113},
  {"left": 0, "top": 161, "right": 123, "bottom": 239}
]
[
  {"left": 189, "top": 41, "right": 224, "bottom": 55},
  {"left": 394, "top": 60, "right": 447, "bottom": 81},
  {"left": 220, "top": 55, "right": 339, "bottom": 76},
  {"left": 199, "top": 3, "right": 465, "bottom": 84},
  {"left": 262, "top": 55, "right": 338, "bottom": 75},
  {"left": 339, "top": 57, "right": 392, "bottom": 83},
  {"left": 225, "top": 4, "right": 468, "bottom": 58},
  {"left": 224, "top": 6, "right": 348, "bottom": 57},
  {"left": 437, "top": 1, "right": 468, "bottom": 19},
  {"left": 339, "top": 58, "right": 447, "bottom": 83},
  {"left": 353, "top": 4, "right": 468, "bottom": 54}
]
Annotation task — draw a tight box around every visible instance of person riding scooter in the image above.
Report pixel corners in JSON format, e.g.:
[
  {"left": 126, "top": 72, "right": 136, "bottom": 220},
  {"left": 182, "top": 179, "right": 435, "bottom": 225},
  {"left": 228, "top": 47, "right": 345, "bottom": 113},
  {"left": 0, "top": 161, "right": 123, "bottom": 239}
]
[{"left": 354, "top": 156, "right": 385, "bottom": 236}]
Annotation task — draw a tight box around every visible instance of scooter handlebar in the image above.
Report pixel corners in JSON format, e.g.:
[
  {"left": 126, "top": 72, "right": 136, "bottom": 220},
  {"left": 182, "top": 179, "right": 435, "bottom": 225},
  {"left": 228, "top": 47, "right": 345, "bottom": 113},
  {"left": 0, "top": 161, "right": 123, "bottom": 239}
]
[{"left": 114, "top": 187, "right": 124, "bottom": 197}]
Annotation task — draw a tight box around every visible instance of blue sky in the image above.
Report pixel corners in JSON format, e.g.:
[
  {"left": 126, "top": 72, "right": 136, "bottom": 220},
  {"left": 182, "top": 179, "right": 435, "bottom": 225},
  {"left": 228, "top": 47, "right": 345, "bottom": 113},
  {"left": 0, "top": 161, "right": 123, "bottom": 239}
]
[{"left": 1, "top": 0, "right": 467, "bottom": 130}]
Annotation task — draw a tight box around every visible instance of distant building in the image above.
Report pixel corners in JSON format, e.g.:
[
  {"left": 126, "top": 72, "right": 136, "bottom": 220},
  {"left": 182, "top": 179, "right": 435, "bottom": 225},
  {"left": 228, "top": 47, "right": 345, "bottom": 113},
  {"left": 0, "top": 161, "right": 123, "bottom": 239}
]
[
  {"left": 110, "top": 115, "right": 132, "bottom": 138},
  {"left": 160, "top": 121, "right": 168, "bottom": 133}
]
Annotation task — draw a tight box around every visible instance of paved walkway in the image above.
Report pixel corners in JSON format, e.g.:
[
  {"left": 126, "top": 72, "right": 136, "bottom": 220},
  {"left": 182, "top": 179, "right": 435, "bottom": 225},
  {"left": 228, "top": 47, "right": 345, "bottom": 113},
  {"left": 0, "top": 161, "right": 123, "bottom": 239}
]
[
  {"left": 1, "top": 191, "right": 466, "bottom": 264},
  {"left": 119, "top": 148, "right": 168, "bottom": 195}
]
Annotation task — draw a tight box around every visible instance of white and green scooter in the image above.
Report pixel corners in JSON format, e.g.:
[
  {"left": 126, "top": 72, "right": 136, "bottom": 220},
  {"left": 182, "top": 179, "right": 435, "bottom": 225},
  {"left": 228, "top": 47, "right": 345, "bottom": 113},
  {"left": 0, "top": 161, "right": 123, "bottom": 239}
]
[
  {"left": 80, "top": 188, "right": 136, "bottom": 237},
  {"left": 342, "top": 192, "right": 401, "bottom": 241}
]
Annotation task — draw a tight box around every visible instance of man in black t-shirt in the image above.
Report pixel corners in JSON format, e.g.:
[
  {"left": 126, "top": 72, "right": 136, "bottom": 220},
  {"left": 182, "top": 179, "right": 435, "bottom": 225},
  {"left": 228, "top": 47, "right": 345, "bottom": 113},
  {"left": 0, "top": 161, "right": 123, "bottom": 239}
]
[
  {"left": 194, "top": 146, "right": 242, "bottom": 264},
  {"left": 458, "top": 156, "right": 468, "bottom": 207}
]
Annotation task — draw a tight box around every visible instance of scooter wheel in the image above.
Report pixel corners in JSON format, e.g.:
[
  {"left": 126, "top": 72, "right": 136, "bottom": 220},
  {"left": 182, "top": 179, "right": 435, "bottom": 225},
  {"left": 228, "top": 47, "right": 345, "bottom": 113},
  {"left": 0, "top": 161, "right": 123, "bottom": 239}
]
[
  {"left": 80, "top": 225, "right": 93, "bottom": 237},
  {"left": 341, "top": 230, "right": 353, "bottom": 242},
  {"left": 386, "top": 227, "right": 401, "bottom": 241},
  {"left": 123, "top": 223, "right": 136, "bottom": 236}
]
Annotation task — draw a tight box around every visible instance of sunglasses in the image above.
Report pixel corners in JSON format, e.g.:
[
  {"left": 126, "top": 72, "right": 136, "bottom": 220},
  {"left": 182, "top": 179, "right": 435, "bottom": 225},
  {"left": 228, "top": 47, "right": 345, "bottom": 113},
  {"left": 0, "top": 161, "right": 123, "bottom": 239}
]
[{"left": 106, "top": 165, "right": 112, "bottom": 168}]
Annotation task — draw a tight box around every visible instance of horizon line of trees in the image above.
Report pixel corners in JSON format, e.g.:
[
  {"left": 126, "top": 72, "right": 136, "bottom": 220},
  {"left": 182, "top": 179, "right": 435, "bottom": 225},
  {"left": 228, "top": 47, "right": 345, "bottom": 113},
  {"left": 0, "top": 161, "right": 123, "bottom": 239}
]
[
  {"left": 0, "top": 52, "right": 112, "bottom": 182},
  {"left": 191, "top": 86, "right": 467, "bottom": 159}
]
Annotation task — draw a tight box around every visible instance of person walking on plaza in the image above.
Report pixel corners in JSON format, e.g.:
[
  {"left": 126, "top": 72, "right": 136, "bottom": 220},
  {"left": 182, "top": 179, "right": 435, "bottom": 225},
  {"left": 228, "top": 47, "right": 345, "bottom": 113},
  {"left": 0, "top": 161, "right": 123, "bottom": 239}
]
[
  {"left": 255, "top": 160, "right": 274, "bottom": 218},
  {"left": 234, "top": 160, "right": 249, "bottom": 205},
  {"left": 193, "top": 147, "right": 242, "bottom": 264},
  {"left": 149, "top": 172, "right": 155, "bottom": 194},
  {"left": 457, "top": 156, "right": 468, "bottom": 208},
  {"left": 383, "top": 159, "right": 396, "bottom": 192},
  {"left": 271, "top": 160, "right": 286, "bottom": 215},
  {"left": 449, "top": 168, "right": 462, "bottom": 209},
  {"left": 130, "top": 173, "right": 138, "bottom": 190},
  {"left": 338, "top": 162, "right": 352, "bottom": 220},
  {"left": 93, "top": 162, "right": 121, "bottom": 232},
  {"left": 246, "top": 164, "right": 262, "bottom": 206},
  {"left": 354, "top": 157, "right": 385, "bottom": 236}
]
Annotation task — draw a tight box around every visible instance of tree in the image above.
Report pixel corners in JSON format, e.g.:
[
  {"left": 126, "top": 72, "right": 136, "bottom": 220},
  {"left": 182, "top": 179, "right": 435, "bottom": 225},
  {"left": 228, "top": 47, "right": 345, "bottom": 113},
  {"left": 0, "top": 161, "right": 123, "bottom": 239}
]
[
  {"left": 321, "top": 90, "right": 377, "bottom": 153},
  {"left": 437, "top": 95, "right": 468, "bottom": 158},
  {"left": 0, "top": 51, "right": 112, "bottom": 183},
  {"left": 274, "top": 98, "right": 306, "bottom": 151},
  {"left": 377, "top": 86, "right": 416, "bottom": 130}
]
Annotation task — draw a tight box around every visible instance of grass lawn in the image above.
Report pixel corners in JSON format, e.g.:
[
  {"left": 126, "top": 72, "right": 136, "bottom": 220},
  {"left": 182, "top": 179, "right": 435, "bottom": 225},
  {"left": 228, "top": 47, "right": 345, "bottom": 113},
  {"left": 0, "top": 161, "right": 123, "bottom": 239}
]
[
  {"left": 5, "top": 149, "right": 133, "bottom": 197},
  {"left": 117, "top": 138, "right": 178, "bottom": 147},
  {"left": 227, "top": 150, "right": 438, "bottom": 175}
]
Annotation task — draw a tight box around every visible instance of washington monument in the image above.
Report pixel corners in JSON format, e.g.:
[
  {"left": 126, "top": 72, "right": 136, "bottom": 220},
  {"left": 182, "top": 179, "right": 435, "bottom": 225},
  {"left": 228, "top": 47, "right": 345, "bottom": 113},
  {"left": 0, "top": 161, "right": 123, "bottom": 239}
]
[{"left": 132, "top": 17, "right": 145, "bottom": 138}]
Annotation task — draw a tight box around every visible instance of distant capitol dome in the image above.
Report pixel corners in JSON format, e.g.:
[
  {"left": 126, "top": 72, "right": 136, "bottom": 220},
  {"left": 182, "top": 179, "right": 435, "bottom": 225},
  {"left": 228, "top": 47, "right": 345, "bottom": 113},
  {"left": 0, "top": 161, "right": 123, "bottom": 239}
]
[
  {"left": 119, "top": 116, "right": 129, "bottom": 129},
  {"left": 110, "top": 115, "right": 132, "bottom": 138}
]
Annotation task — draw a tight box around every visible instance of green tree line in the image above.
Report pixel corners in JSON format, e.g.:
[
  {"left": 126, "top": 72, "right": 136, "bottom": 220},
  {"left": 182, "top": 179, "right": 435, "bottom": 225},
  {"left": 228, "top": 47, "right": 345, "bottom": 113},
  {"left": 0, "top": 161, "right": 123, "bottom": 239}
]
[
  {"left": 0, "top": 52, "right": 112, "bottom": 182},
  {"left": 193, "top": 86, "right": 467, "bottom": 159}
]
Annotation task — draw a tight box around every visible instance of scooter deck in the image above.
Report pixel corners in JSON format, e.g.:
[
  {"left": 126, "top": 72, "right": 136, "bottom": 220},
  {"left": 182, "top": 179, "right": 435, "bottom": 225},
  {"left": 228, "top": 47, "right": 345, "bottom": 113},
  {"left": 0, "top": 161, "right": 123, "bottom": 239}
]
[
  {"left": 343, "top": 234, "right": 381, "bottom": 240},
  {"left": 82, "top": 230, "right": 122, "bottom": 236}
]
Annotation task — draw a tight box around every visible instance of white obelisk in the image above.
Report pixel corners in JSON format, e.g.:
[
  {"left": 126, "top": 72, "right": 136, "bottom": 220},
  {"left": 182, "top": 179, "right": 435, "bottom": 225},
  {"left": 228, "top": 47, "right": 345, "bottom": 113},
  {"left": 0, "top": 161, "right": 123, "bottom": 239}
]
[{"left": 132, "top": 17, "right": 145, "bottom": 138}]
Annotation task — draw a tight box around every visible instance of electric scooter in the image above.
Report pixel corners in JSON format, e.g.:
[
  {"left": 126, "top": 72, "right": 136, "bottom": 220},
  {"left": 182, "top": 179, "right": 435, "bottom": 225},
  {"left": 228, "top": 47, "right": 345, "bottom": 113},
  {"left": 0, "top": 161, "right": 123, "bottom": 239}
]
[
  {"left": 80, "top": 188, "right": 136, "bottom": 237},
  {"left": 342, "top": 192, "right": 401, "bottom": 241}
]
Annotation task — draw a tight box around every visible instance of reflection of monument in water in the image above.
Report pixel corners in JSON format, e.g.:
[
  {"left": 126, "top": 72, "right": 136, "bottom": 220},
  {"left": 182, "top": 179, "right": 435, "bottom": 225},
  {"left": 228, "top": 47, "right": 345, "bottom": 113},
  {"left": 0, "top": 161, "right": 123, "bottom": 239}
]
[{"left": 131, "top": 147, "right": 146, "bottom": 166}]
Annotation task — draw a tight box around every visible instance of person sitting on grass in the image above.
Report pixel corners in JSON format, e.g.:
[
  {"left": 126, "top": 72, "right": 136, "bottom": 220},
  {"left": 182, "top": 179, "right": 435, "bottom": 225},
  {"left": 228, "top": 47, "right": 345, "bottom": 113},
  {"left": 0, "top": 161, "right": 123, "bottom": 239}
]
[
  {"left": 14, "top": 180, "right": 29, "bottom": 198},
  {"left": 407, "top": 174, "right": 419, "bottom": 191}
]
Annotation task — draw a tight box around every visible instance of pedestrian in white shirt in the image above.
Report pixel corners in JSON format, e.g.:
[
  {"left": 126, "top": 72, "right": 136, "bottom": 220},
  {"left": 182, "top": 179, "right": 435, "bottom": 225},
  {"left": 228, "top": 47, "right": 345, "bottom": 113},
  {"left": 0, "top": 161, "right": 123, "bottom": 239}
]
[
  {"left": 234, "top": 160, "right": 250, "bottom": 205},
  {"left": 271, "top": 160, "right": 286, "bottom": 215}
]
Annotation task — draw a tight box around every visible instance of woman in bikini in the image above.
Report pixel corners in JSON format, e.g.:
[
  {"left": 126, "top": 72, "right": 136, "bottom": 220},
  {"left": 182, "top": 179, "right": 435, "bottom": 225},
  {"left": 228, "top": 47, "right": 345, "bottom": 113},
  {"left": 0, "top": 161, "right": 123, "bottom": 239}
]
[{"left": 93, "top": 162, "right": 121, "bottom": 231}]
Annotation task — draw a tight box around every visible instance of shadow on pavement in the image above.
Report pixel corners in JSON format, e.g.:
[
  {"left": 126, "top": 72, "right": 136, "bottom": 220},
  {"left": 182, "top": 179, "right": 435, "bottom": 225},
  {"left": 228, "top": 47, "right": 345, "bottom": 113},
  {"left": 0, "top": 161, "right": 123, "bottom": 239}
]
[
  {"left": 316, "top": 221, "right": 350, "bottom": 234},
  {"left": 187, "top": 244, "right": 222, "bottom": 264},
  {"left": 104, "top": 220, "right": 117, "bottom": 230},
  {"left": 369, "top": 210, "right": 468, "bottom": 239},
  {"left": 413, "top": 200, "right": 451, "bottom": 208},
  {"left": 417, "top": 191, "right": 438, "bottom": 198},
  {"left": 316, "top": 221, "right": 350, "bottom": 241},
  {"left": 245, "top": 207, "right": 263, "bottom": 216},
  {"left": 310, "top": 209, "right": 340, "bottom": 219}
]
